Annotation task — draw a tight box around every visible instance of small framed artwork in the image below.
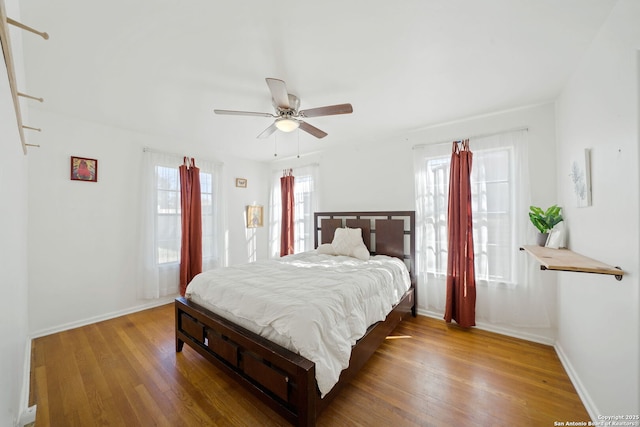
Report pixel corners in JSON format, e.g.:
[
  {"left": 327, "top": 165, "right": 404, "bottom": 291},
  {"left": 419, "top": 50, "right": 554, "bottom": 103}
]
[
  {"left": 70, "top": 156, "right": 98, "bottom": 182},
  {"left": 247, "top": 205, "right": 263, "bottom": 228},
  {"left": 569, "top": 149, "right": 591, "bottom": 207},
  {"left": 236, "top": 178, "right": 247, "bottom": 188}
]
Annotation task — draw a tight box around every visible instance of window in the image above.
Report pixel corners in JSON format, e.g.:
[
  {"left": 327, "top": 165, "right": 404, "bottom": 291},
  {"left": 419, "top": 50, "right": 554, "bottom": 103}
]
[
  {"left": 139, "top": 150, "right": 224, "bottom": 298},
  {"left": 414, "top": 130, "right": 531, "bottom": 289},
  {"left": 269, "top": 164, "right": 319, "bottom": 257},
  {"left": 200, "top": 171, "right": 215, "bottom": 264},
  {"left": 414, "top": 129, "right": 554, "bottom": 329},
  {"left": 420, "top": 146, "right": 515, "bottom": 285},
  {"left": 292, "top": 173, "right": 315, "bottom": 253},
  {"left": 155, "top": 166, "right": 181, "bottom": 264},
  {"left": 154, "top": 166, "right": 214, "bottom": 265}
]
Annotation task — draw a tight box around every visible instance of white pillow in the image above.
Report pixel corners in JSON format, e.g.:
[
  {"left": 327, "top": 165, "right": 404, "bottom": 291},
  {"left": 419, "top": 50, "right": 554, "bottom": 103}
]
[
  {"left": 317, "top": 243, "right": 336, "bottom": 255},
  {"left": 331, "top": 227, "right": 370, "bottom": 261},
  {"left": 351, "top": 244, "right": 370, "bottom": 261}
]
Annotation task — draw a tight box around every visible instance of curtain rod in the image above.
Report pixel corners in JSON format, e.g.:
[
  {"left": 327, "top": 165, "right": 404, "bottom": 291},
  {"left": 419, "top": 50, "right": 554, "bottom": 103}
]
[
  {"left": 412, "top": 126, "right": 528, "bottom": 150},
  {"left": 142, "top": 147, "right": 224, "bottom": 166}
]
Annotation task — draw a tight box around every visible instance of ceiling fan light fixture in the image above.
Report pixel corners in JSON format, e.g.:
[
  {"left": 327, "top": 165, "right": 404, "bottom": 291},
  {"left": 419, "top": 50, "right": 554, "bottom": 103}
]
[
  {"left": 275, "top": 118, "right": 300, "bottom": 132},
  {"left": 214, "top": 78, "right": 352, "bottom": 139}
]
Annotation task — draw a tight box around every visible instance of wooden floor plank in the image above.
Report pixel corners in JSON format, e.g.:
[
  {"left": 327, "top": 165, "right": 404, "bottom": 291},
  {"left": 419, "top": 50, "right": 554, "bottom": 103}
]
[{"left": 30, "top": 303, "right": 589, "bottom": 426}]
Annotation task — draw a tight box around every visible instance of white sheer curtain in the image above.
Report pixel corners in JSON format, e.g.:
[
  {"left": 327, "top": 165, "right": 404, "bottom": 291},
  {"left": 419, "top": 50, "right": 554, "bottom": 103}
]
[
  {"left": 138, "top": 149, "right": 225, "bottom": 299},
  {"left": 414, "top": 129, "right": 553, "bottom": 331},
  {"left": 269, "top": 164, "right": 319, "bottom": 258},
  {"left": 198, "top": 157, "right": 226, "bottom": 272}
]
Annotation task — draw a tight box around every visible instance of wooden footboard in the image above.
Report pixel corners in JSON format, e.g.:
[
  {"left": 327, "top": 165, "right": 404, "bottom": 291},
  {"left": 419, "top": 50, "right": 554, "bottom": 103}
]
[
  {"left": 175, "top": 296, "right": 316, "bottom": 426},
  {"left": 175, "top": 287, "right": 414, "bottom": 427}
]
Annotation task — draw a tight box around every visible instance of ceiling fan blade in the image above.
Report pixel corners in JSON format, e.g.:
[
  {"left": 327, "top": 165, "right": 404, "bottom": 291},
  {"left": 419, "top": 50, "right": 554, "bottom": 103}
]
[
  {"left": 299, "top": 121, "right": 328, "bottom": 139},
  {"left": 299, "top": 103, "right": 353, "bottom": 118},
  {"left": 214, "top": 109, "right": 274, "bottom": 118},
  {"left": 257, "top": 122, "right": 278, "bottom": 139},
  {"left": 265, "top": 78, "right": 290, "bottom": 109}
]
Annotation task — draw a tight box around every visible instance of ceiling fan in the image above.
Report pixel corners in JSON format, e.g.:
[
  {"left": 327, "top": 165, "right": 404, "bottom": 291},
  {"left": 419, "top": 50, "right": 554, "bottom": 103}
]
[{"left": 214, "top": 78, "right": 353, "bottom": 139}]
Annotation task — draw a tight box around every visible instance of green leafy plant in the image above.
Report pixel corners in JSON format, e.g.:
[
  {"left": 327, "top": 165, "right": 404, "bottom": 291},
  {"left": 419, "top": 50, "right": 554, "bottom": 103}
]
[{"left": 529, "top": 205, "right": 563, "bottom": 234}]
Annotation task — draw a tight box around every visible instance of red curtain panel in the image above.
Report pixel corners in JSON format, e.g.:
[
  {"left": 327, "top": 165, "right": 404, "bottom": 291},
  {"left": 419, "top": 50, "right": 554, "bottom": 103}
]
[
  {"left": 280, "top": 169, "right": 295, "bottom": 257},
  {"left": 179, "top": 157, "right": 202, "bottom": 296},
  {"left": 444, "top": 140, "right": 476, "bottom": 327}
]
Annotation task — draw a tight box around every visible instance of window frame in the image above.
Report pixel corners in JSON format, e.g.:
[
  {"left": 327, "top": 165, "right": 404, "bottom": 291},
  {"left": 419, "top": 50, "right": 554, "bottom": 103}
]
[
  {"left": 269, "top": 165, "right": 318, "bottom": 257},
  {"left": 153, "top": 165, "right": 215, "bottom": 266},
  {"left": 420, "top": 145, "right": 517, "bottom": 287}
]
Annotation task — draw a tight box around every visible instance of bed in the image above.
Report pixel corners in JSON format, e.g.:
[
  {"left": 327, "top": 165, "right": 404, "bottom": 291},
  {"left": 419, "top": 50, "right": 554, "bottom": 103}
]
[{"left": 175, "top": 211, "right": 416, "bottom": 426}]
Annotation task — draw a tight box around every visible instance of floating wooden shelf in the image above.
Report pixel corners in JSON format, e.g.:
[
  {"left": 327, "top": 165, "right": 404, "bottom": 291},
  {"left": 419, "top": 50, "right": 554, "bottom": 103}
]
[{"left": 520, "top": 245, "right": 624, "bottom": 281}]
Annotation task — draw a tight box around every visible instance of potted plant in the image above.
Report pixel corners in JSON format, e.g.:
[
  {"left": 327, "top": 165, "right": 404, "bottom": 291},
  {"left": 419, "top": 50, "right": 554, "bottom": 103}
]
[{"left": 529, "top": 205, "right": 563, "bottom": 246}]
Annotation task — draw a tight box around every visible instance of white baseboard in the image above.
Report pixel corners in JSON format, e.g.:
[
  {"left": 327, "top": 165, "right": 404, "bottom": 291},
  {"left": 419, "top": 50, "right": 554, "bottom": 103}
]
[
  {"left": 554, "top": 342, "right": 598, "bottom": 422},
  {"left": 16, "top": 405, "right": 36, "bottom": 427},
  {"left": 416, "top": 308, "right": 555, "bottom": 345},
  {"left": 17, "top": 339, "right": 33, "bottom": 427},
  {"left": 473, "top": 320, "right": 555, "bottom": 345},
  {"left": 30, "top": 296, "right": 177, "bottom": 339}
]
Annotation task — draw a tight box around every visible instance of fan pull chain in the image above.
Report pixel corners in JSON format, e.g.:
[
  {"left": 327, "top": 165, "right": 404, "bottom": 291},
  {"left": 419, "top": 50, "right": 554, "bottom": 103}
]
[
  {"left": 297, "top": 129, "right": 300, "bottom": 158},
  {"left": 274, "top": 133, "right": 278, "bottom": 157}
]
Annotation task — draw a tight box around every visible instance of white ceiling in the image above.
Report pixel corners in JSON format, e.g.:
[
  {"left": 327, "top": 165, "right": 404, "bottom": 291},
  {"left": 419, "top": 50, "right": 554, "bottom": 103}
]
[{"left": 18, "top": 0, "right": 617, "bottom": 161}]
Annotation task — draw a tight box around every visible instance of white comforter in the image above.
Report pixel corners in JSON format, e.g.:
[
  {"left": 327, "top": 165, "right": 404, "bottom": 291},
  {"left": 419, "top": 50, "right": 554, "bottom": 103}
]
[{"left": 185, "top": 251, "right": 411, "bottom": 397}]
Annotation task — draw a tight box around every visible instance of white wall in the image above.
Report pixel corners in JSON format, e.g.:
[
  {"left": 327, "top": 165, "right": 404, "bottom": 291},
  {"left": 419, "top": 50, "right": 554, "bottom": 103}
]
[
  {"left": 0, "top": 93, "right": 29, "bottom": 427},
  {"left": 26, "top": 108, "right": 270, "bottom": 337},
  {"left": 555, "top": 0, "right": 640, "bottom": 417},
  {"left": 224, "top": 155, "right": 271, "bottom": 265},
  {"left": 0, "top": 1, "right": 30, "bottom": 425},
  {"left": 272, "top": 102, "right": 559, "bottom": 342}
]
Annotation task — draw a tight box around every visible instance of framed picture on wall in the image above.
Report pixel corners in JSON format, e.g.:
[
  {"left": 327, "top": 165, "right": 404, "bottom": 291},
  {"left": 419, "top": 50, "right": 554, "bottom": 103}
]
[
  {"left": 247, "top": 205, "right": 263, "bottom": 228},
  {"left": 236, "top": 178, "right": 247, "bottom": 188},
  {"left": 569, "top": 149, "right": 591, "bottom": 207},
  {"left": 70, "top": 156, "right": 98, "bottom": 182}
]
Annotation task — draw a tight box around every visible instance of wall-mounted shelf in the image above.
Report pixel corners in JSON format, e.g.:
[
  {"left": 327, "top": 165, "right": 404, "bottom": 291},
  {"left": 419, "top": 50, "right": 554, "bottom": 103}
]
[{"left": 520, "top": 245, "right": 624, "bottom": 281}]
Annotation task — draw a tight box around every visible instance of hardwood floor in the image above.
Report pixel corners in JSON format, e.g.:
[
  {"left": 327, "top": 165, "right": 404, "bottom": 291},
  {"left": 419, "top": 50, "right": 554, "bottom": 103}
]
[{"left": 30, "top": 303, "right": 589, "bottom": 426}]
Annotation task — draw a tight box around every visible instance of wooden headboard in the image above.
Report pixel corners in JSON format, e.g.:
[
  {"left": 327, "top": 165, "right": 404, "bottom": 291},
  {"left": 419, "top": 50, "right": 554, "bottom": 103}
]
[{"left": 314, "top": 211, "right": 416, "bottom": 292}]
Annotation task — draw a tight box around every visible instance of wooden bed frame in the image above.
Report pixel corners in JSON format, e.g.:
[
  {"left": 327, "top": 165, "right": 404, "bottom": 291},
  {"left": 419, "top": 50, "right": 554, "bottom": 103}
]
[{"left": 175, "top": 211, "right": 416, "bottom": 426}]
